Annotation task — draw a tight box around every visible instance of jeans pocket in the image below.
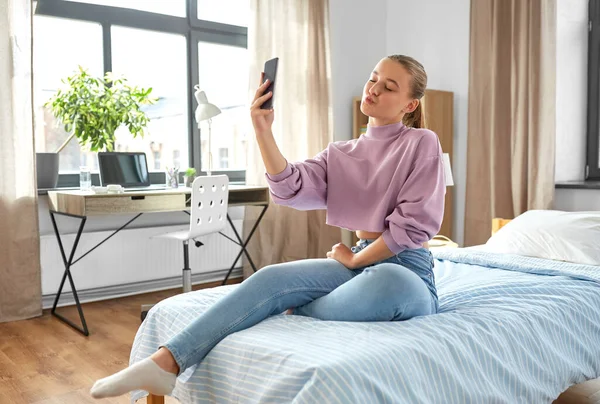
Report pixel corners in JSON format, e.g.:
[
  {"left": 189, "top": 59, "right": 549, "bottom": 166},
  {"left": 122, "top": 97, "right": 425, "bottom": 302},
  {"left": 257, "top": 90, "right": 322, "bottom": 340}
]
[{"left": 395, "top": 249, "right": 435, "bottom": 281}]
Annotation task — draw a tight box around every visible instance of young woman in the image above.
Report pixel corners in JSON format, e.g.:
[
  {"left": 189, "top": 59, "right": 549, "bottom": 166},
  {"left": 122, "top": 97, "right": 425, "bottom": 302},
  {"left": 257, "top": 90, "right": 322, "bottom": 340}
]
[{"left": 90, "top": 54, "right": 446, "bottom": 399}]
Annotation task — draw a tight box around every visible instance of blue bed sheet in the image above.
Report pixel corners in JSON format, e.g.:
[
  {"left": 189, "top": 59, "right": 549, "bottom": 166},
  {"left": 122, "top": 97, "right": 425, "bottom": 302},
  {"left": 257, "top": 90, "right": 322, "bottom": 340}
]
[{"left": 130, "top": 250, "right": 600, "bottom": 403}]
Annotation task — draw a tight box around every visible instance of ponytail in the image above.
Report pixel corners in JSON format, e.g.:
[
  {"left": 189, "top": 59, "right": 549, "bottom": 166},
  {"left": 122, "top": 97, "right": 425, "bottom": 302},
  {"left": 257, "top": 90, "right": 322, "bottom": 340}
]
[
  {"left": 403, "top": 101, "right": 425, "bottom": 129},
  {"left": 387, "top": 54, "right": 427, "bottom": 129}
]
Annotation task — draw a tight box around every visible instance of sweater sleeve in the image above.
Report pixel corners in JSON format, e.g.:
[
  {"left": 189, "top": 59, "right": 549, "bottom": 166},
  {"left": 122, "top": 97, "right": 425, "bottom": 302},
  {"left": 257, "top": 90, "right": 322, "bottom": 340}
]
[
  {"left": 382, "top": 148, "right": 446, "bottom": 255},
  {"left": 264, "top": 148, "right": 328, "bottom": 210}
]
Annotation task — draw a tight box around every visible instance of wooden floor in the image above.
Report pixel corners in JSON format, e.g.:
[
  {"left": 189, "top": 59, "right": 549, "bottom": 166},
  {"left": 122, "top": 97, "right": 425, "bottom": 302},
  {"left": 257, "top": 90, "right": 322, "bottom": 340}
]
[{"left": 0, "top": 278, "right": 242, "bottom": 404}]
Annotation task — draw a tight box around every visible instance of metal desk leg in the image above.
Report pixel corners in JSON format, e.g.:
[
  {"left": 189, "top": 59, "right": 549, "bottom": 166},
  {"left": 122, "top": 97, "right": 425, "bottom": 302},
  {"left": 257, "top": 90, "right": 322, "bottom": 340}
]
[
  {"left": 221, "top": 204, "right": 269, "bottom": 285},
  {"left": 49, "top": 211, "right": 89, "bottom": 336},
  {"left": 49, "top": 211, "right": 144, "bottom": 336}
]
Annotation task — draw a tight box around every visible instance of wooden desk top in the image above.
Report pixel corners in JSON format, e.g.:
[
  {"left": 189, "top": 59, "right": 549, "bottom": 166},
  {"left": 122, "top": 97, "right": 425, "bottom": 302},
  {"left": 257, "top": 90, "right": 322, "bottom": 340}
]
[{"left": 48, "top": 185, "right": 270, "bottom": 217}]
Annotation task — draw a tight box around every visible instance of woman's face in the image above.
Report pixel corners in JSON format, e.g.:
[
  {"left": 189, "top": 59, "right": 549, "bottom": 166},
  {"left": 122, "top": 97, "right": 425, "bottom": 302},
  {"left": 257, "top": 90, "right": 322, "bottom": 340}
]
[{"left": 361, "top": 58, "right": 419, "bottom": 126}]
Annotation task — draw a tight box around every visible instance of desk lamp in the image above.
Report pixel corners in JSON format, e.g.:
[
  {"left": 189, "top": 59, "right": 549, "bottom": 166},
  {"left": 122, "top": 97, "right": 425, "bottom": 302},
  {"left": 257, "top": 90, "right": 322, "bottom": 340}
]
[{"left": 194, "top": 85, "right": 221, "bottom": 176}]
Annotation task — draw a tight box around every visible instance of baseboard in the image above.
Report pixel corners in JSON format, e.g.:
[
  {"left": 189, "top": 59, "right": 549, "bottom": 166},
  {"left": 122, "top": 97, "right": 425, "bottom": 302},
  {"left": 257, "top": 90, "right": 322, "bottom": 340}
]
[{"left": 42, "top": 267, "right": 243, "bottom": 309}]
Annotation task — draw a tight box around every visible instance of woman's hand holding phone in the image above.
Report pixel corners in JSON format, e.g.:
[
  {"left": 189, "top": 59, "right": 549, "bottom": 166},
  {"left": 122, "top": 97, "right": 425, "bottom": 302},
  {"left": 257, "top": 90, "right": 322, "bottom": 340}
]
[
  {"left": 250, "top": 72, "right": 274, "bottom": 136},
  {"left": 250, "top": 72, "right": 287, "bottom": 176}
]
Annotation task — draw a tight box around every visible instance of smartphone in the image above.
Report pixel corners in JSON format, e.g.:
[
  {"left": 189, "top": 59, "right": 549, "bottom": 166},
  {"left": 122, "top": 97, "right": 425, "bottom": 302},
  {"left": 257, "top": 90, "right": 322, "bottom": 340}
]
[{"left": 261, "top": 57, "right": 279, "bottom": 109}]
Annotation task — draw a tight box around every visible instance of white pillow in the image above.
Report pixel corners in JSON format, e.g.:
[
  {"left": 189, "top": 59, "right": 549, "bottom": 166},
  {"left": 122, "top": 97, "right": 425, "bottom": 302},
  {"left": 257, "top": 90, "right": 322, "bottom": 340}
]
[{"left": 483, "top": 210, "right": 600, "bottom": 266}]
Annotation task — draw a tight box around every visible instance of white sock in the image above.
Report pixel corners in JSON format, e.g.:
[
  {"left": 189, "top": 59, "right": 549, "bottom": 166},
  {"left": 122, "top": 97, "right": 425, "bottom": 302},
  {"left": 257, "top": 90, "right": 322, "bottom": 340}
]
[{"left": 90, "top": 357, "right": 176, "bottom": 399}]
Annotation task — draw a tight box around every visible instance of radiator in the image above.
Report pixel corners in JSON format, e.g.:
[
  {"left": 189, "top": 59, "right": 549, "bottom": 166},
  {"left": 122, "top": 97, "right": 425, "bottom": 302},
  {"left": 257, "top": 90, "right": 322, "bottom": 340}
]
[{"left": 40, "top": 219, "right": 244, "bottom": 308}]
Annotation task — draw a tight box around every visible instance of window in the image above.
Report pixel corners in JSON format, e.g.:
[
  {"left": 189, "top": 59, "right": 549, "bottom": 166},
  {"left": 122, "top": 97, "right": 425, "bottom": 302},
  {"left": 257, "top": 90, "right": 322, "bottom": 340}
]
[
  {"left": 173, "top": 149, "right": 181, "bottom": 169},
  {"left": 63, "top": 0, "right": 187, "bottom": 17},
  {"left": 153, "top": 151, "right": 161, "bottom": 170},
  {"left": 587, "top": 0, "right": 600, "bottom": 180},
  {"left": 197, "top": 41, "right": 249, "bottom": 172},
  {"left": 111, "top": 26, "right": 189, "bottom": 171},
  {"left": 218, "top": 148, "right": 229, "bottom": 169},
  {"left": 34, "top": 0, "right": 248, "bottom": 185},
  {"left": 197, "top": 0, "right": 249, "bottom": 27},
  {"left": 150, "top": 142, "right": 162, "bottom": 170},
  {"left": 33, "top": 16, "right": 103, "bottom": 173}
]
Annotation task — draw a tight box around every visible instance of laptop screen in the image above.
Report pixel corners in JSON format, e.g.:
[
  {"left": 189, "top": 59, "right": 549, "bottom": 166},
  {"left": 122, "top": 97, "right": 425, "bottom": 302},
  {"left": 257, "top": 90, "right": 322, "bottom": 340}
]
[{"left": 98, "top": 152, "right": 151, "bottom": 187}]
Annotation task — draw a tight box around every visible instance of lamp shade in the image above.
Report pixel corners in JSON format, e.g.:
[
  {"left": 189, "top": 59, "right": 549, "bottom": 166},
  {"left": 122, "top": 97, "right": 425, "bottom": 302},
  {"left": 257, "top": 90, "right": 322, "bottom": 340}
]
[
  {"left": 442, "top": 153, "right": 454, "bottom": 187},
  {"left": 194, "top": 85, "right": 221, "bottom": 123}
]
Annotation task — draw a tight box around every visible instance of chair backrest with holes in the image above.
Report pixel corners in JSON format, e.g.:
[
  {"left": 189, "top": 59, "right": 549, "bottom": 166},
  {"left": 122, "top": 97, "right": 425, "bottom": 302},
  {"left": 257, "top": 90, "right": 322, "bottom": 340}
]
[{"left": 189, "top": 175, "right": 229, "bottom": 239}]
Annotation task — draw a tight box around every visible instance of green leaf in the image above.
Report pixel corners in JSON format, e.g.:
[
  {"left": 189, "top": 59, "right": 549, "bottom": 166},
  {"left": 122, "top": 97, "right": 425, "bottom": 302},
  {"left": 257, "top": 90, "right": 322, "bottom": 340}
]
[{"left": 46, "top": 67, "right": 153, "bottom": 152}]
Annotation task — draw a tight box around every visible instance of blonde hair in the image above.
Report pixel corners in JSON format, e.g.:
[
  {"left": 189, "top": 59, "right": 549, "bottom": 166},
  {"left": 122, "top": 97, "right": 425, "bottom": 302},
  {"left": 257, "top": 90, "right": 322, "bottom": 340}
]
[{"left": 387, "top": 54, "right": 427, "bottom": 128}]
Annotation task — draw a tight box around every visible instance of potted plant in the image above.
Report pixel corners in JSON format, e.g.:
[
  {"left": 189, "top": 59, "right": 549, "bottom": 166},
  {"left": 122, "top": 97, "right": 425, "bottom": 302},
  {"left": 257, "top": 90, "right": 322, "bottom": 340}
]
[
  {"left": 37, "top": 66, "right": 156, "bottom": 189},
  {"left": 184, "top": 167, "right": 197, "bottom": 188}
]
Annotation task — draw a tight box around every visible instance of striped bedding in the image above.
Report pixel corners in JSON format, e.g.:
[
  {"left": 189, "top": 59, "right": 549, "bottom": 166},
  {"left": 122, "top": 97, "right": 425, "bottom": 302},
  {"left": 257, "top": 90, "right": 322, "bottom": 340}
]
[{"left": 130, "top": 249, "right": 600, "bottom": 403}]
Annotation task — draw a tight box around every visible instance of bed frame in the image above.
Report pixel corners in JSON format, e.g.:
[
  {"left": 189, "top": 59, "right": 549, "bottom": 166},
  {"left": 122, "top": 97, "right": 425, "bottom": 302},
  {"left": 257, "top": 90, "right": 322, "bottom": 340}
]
[
  {"left": 147, "top": 395, "right": 164, "bottom": 404},
  {"left": 491, "top": 217, "right": 512, "bottom": 235},
  {"left": 145, "top": 217, "right": 599, "bottom": 404}
]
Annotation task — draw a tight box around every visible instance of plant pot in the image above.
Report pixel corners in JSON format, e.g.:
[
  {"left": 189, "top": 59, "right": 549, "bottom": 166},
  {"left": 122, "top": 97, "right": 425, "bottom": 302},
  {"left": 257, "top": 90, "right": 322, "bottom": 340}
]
[
  {"left": 36, "top": 152, "right": 59, "bottom": 189},
  {"left": 185, "top": 175, "right": 196, "bottom": 188}
]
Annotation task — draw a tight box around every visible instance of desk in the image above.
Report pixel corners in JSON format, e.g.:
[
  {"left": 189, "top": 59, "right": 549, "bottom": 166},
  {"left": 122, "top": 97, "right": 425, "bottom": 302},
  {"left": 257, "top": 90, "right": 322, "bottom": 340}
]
[{"left": 47, "top": 185, "right": 270, "bottom": 336}]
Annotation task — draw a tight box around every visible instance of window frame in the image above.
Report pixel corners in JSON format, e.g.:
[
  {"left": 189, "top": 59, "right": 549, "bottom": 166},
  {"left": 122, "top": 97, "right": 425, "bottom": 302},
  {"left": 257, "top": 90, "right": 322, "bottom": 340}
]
[
  {"left": 587, "top": 0, "right": 600, "bottom": 180},
  {"left": 35, "top": 0, "right": 247, "bottom": 185}
]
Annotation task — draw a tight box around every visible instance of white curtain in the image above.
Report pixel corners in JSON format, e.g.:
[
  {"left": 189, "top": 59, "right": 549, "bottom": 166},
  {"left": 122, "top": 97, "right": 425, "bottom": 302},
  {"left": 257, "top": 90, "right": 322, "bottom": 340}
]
[
  {"left": 242, "top": 0, "right": 341, "bottom": 277},
  {"left": 0, "top": 0, "right": 42, "bottom": 322}
]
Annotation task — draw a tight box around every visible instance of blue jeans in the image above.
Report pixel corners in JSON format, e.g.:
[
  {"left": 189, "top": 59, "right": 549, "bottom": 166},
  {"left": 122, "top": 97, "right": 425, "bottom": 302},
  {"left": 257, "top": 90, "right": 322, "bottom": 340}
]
[{"left": 162, "top": 239, "right": 438, "bottom": 374}]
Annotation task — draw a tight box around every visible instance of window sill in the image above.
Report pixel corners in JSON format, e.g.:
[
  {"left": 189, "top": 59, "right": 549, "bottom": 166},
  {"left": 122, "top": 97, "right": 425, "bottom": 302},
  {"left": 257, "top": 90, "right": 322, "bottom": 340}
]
[
  {"left": 555, "top": 181, "right": 600, "bottom": 190},
  {"left": 38, "top": 187, "right": 79, "bottom": 196}
]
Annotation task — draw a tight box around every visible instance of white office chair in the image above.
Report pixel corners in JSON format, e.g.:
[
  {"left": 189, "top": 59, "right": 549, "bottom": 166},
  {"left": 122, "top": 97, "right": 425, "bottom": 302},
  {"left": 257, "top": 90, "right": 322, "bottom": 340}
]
[{"left": 155, "top": 174, "right": 229, "bottom": 293}]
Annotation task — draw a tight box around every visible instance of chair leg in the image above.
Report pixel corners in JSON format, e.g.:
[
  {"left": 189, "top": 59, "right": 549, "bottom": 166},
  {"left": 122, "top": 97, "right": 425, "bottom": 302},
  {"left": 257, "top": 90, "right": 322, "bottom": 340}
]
[{"left": 182, "top": 240, "right": 192, "bottom": 293}]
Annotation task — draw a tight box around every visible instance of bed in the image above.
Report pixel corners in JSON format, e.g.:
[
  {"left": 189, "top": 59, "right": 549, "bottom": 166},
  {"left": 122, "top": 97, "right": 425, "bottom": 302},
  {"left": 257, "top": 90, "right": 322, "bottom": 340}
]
[{"left": 131, "top": 215, "right": 600, "bottom": 403}]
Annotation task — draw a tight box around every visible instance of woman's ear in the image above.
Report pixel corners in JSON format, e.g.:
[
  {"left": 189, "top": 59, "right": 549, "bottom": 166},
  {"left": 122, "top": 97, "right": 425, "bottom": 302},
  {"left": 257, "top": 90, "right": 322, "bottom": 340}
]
[{"left": 403, "top": 99, "right": 419, "bottom": 114}]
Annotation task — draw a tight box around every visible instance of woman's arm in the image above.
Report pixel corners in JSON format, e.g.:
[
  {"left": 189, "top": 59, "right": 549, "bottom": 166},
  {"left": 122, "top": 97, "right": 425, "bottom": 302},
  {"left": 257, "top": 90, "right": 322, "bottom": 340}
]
[
  {"left": 250, "top": 75, "right": 287, "bottom": 175},
  {"left": 250, "top": 74, "right": 329, "bottom": 210},
  {"left": 327, "top": 236, "right": 393, "bottom": 269},
  {"left": 328, "top": 236, "right": 430, "bottom": 270},
  {"left": 350, "top": 236, "right": 395, "bottom": 268},
  {"left": 382, "top": 154, "right": 445, "bottom": 254},
  {"left": 352, "top": 236, "right": 395, "bottom": 268},
  {"left": 256, "top": 129, "right": 287, "bottom": 175},
  {"left": 264, "top": 149, "right": 328, "bottom": 210}
]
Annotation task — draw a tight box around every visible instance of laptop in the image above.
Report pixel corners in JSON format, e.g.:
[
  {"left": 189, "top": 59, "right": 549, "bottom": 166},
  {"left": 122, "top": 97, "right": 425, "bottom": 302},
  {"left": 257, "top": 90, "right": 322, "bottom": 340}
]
[{"left": 98, "top": 152, "right": 168, "bottom": 191}]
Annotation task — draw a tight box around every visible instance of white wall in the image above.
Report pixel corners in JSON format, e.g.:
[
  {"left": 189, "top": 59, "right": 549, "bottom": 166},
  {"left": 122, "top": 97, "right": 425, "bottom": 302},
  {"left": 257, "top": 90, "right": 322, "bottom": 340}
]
[
  {"left": 385, "top": 0, "right": 471, "bottom": 245},
  {"left": 555, "top": 0, "right": 588, "bottom": 182},
  {"left": 329, "top": 0, "right": 387, "bottom": 142},
  {"left": 555, "top": 188, "right": 600, "bottom": 210}
]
